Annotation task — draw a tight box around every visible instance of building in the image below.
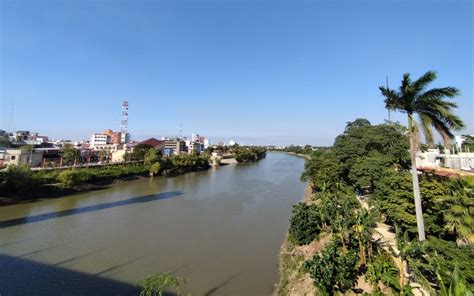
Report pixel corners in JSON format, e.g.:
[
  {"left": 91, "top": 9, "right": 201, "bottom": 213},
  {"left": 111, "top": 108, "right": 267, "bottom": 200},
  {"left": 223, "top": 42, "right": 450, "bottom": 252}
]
[
  {"left": 13, "top": 131, "right": 30, "bottom": 142},
  {"left": 187, "top": 141, "right": 205, "bottom": 154},
  {"left": 416, "top": 149, "right": 474, "bottom": 172},
  {"left": 93, "top": 143, "right": 122, "bottom": 153},
  {"left": 121, "top": 133, "right": 131, "bottom": 144},
  {"left": 25, "top": 133, "right": 49, "bottom": 145},
  {"left": 140, "top": 138, "right": 165, "bottom": 150},
  {"left": 3, "top": 148, "right": 44, "bottom": 167},
  {"left": 186, "top": 133, "right": 210, "bottom": 154},
  {"left": 229, "top": 139, "right": 236, "bottom": 146},
  {"left": 163, "top": 139, "right": 187, "bottom": 156},
  {"left": 90, "top": 133, "right": 111, "bottom": 148}
]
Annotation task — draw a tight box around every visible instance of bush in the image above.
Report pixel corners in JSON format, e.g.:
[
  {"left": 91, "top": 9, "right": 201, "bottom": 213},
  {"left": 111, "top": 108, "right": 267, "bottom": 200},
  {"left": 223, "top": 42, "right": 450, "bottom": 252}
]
[
  {"left": 137, "top": 272, "right": 184, "bottom": 296},
  {"left": 289, "top": 203, "right": 321, "bottom": 245},
  {"left": 304, "top": 238, "right": 359, "bottom": 294},
  {"left": 149, "top": 162, "right": 161, "bottom": 176},
  {"left": 0, "top": 164, "right": 36, "bottom": 194},
  {"left": 232, "top": 147, "right": 266, "bottom": 162},
  {"left": 58, "top": 169, "right": 88, "bottom": 187}
]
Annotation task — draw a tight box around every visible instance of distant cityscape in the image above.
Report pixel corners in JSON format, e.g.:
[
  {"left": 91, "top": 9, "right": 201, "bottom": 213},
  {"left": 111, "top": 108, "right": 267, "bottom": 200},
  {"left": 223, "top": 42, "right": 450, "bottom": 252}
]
[{"left": 0, "top": 101, "right": 246, "bottom": 168}]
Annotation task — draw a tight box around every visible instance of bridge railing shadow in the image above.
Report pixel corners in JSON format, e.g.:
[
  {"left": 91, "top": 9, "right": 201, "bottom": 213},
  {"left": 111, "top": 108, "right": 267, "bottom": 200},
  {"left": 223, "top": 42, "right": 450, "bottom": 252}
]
[
  {"left": 0, "top": 191, "right": 183, "bottom": 229},
  {"left": 0, "top": 254, "right": 178, "bottom": 296}
]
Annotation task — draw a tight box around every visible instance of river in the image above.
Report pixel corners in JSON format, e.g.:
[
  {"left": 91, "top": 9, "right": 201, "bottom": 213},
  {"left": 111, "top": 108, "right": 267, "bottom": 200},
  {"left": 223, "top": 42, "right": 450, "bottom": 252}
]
[{"left": 0, "top": 152, "right": 306, "bottom": 295}]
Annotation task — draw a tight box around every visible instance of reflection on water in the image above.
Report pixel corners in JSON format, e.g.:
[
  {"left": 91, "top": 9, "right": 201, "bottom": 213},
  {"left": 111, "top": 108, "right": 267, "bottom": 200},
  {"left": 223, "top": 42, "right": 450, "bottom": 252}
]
[{"left": 0, "top": 152, "right": 306, "bottom": 295}]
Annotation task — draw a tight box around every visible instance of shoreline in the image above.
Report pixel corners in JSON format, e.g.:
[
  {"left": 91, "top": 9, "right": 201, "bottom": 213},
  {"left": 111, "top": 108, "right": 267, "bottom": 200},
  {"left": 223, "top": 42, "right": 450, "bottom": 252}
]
[
  {"left": 285, "top": 152, "right": 311, "bottom": 160},
  {"left": 275, "top": 184, "right": 317, "bottom": 296},
  {"left": 0, "top": 155, "right": 268, "bottom": 207},
  {"left": 0, "top": 167, "right": 209, "bottom": 207}
]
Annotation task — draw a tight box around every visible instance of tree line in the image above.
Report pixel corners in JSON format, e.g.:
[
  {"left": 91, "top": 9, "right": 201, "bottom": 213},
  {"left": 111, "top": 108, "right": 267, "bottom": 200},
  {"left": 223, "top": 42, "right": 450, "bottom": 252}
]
[{"left": 283, "top": 71, "right": 473, "bottom": 295}]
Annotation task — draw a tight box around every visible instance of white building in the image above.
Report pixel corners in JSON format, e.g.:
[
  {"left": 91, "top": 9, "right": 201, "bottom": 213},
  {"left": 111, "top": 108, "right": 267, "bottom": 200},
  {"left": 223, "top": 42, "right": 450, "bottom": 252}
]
[
  {"left": 416, "top": 149, "right": 474, "bottom": 172},
  {"left": 455, "top": 135, "right": 466, "bottom": 149},
  {"left": 229, "top": 139, "right": 236, "bottom": 146},
  {"left": 121, "top": 132, "right": 131, "bottom": 144},
  {"left": 90, "top": 133, "right": 110, "bottom": 148}
]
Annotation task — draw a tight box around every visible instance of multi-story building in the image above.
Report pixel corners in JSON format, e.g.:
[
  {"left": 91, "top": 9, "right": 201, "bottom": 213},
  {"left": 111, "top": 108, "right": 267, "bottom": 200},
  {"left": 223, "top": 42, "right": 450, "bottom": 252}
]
[
  {"left": 187, "top": 133, "right": 210, "bottom": 153},
  {"left": 164, "top": 139, "right": 187, "bottom": 156},
  {"left": 121, "top": 133, "right": 131, "bottom": 144},
  {"left": 187, "top": 141, "right": 205, "bottom": 154},
  {"left": 90, "top": 133, "right": 110, "bottom": 148},
  {"left": 25, "top": 133, "right": 49, "bottom": 145},
  {"left": 14, "top": 131, "right": 30, "bottom": 142}
]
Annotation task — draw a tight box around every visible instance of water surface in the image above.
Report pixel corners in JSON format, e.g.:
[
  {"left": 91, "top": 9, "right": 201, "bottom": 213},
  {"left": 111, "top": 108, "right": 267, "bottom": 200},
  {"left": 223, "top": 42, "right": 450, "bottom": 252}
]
[{"left": 0, "top": 152, "right": 306, "bottom": 295}]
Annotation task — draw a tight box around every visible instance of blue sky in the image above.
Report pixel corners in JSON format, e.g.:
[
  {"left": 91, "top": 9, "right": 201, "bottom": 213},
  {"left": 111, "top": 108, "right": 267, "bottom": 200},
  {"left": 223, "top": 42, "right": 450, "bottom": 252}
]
[{"left": 1, "top": 0, "right": 472, "bottom": 146}]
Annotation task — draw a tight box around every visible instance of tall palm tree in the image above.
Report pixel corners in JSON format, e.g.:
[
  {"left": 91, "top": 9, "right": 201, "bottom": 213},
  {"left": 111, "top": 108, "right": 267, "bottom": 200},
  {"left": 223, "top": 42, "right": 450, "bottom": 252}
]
[{"left": 379, "top": 71, "right": 464, "bottom": 241}]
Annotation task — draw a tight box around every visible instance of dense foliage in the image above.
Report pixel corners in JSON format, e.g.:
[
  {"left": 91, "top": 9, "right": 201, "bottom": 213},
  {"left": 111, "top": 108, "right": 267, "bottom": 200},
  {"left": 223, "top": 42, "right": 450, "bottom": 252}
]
[
  {"left": 289, "top": 203, "right": 321, "bottom": 245},
  {"left": 0, "top": 152, "right": 211, "bottom": 200},
  {"left": 304, "top": 238, "right": 359, "bottom": 294},
  {"left": 232, "top": 146, "right": 266, "bottom": 162},
  {"left": 286, "top": 118, "right": 474, "bottom": 294},
  {"left": 301, "top": 120, "right": 410, "bottom": 193}
]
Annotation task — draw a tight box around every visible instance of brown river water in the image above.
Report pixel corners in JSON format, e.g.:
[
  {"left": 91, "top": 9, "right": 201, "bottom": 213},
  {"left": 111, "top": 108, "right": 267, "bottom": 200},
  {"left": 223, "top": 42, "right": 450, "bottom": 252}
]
[{"left": 0, "top": 152, "right": 306, "bottom": 295}]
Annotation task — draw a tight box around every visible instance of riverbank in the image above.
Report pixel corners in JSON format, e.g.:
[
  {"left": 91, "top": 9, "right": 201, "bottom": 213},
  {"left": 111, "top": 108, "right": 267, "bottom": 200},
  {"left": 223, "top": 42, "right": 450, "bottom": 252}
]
[
  {"left": 0, "top": 174, "right": 148, "bottom": 206},
  {"left": 275, "top": 185, "right": 318, "bottom": 296},
  {"left": 0, "top": 160, "right": 208, "bottom": 206},
  {"left": 286, "top": 152, "right": 311, "bottom": 160}
]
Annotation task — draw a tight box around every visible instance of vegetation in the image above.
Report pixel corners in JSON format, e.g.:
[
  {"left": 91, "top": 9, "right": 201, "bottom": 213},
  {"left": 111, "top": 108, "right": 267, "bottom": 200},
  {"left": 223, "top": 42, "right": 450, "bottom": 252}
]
[
  {"left": 61, "top": 143, "right": 80, "bottom": 165},
  {"left": 232, "top": 146, "right": 266, "bottom": 162},
  {"left": 289, "top": 203, "right": 321, "bottom": 245},
  {"left": 0, "top": 152, "right": 211, "bottom": 200},
  {"left": 304, "top": 238, "right": 359, "bottom": 294},
  {"left": 130, "top": 144, "right": 154, "bottom": 161},
  {"left": 283, "top": 109, "right": 472, "bottom": 294},
  {"left": 137, "top": 273, "right": 184, "bottom": 296},
  {"left": 380, "top": 70, "right": 464, "bottom": 241}
]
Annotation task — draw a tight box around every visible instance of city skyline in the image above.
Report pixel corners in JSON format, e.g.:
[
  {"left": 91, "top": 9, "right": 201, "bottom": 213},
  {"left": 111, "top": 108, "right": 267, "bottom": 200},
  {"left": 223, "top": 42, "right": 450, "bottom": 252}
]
[{"left": 1, "top": 0, "right": 472, "bottom": 146}]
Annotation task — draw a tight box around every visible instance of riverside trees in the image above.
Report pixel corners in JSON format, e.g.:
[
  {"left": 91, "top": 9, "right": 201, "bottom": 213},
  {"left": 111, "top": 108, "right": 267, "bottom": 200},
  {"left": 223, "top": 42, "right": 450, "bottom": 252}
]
[
  {"left": 380, "top": 71, "right": 465, "bottom": 241},
  {"left": 287, "top": 119, "right": 473, "bottom": 294},
  {"left": 0, "top": 152, "right": 211, "bottom": 200}
]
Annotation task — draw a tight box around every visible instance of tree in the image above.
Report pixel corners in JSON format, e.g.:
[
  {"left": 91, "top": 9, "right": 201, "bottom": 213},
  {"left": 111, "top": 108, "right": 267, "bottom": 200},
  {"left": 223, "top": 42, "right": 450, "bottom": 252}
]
[
  {"left": 97, "top": 149, "right": 110, "bottom": 162},
  {"left": 130, "top": 144, "right": 154, "bottom": 161},
  {"left": 144, "top": 148, "right": 159, "bottom": 166},
  {"left": 61, "top": 144, "right": 79, "bottom": 165},
  {"left": 289, "top": 203, "right": 321, "bottom": 245},
  {"left": 304, "top": 238, "right": 359, "bottom": 294},
  {"left": 439, "top": 178, "right": 474, "bottom": 245},
  {"left": 149, "top": 162, "right": 161, "bottom": 177},
  {"left": 380, "top": 71, "right": 464, "bottom": 241},
  {"left": 301, "top": 151, "right": 341, "bottom": 192},
  {"left": 345, "top": 118, "right": 371, "bottom": 130}
]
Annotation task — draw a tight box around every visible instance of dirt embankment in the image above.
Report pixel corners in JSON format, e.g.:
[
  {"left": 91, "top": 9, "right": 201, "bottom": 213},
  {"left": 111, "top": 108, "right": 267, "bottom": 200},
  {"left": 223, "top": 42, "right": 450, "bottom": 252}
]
[{"left": 275, "top": 185, "right": 328, "bottom": 296}]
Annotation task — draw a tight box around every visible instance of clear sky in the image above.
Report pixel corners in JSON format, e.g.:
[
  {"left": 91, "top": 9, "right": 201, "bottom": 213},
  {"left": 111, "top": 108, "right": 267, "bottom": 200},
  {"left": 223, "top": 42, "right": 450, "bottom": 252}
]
[{"left": 1, "top": 0, "right": 472, "bottom": 146}]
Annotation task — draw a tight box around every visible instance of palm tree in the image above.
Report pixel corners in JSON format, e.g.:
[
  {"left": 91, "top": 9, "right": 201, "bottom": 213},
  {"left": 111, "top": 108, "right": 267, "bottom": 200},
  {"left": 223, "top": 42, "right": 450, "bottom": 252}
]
[
  {"left": 379, "top": 71, "right": 464, "bottom": 241},
  {"left": 439, "top": 180, "right": 474, "bottom": 245}
]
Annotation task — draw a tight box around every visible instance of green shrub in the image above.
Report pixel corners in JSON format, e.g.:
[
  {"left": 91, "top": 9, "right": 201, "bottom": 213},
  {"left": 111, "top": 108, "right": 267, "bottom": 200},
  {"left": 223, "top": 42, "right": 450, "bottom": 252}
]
[
  {"left": 137, "top": 273, "right": 183, "bottom": 296},
  {"left": 0, "top": 164, "right": 36, "bottom": 194},
  {"left": 58, "top": 169, "right": 88, "bottom": 187},
  {"left": 149, "top": 162, "right": 161, "bottom": 176},
  {"left": 304, "top": 238, "right": 359, "bottom": 294},
  {"left": 289, "top": 203, "right": 321, "bottom": 245}
]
